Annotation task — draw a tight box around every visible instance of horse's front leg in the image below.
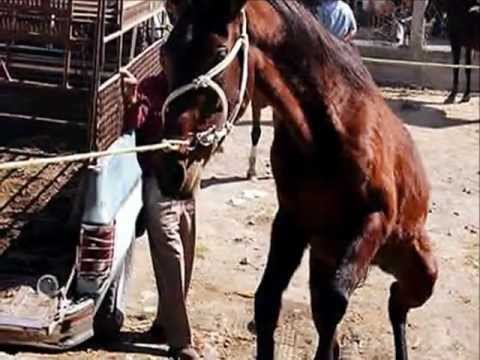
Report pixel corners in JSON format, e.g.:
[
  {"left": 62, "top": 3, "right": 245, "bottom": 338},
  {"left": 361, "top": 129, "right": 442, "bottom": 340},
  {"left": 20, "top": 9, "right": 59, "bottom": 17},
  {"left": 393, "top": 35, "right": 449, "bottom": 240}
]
[
  {"left": 445, "top": 44, "right": 461, "bottom": 104},
  {"left": 255, "top": 209, "right": 307, "bottom": 360},
  {"left": 461, "top": 47, "right": 472, "bottom": 102},
  {"left": 247, "top": 99, "right": 262, "bottom": 179},
  {"left": 386, "top": 229, "right": 438, "bottom": 360},
  {"left": 310, "top": 213, "right": 385, "bottom": 360}
]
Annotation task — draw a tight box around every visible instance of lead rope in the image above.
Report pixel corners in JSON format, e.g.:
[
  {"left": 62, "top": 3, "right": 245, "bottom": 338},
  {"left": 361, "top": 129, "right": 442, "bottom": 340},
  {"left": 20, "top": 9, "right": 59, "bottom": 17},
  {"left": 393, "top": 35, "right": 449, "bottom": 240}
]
[{"left": 225, "top": 10, "right": 250, "bottom": 129}]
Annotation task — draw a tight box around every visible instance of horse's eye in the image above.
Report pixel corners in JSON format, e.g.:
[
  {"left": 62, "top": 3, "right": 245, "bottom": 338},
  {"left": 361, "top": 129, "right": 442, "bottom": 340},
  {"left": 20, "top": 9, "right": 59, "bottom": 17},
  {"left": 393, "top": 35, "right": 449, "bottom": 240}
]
[{"left": 216, "top": 47, "right": 228, "bottom": 61}]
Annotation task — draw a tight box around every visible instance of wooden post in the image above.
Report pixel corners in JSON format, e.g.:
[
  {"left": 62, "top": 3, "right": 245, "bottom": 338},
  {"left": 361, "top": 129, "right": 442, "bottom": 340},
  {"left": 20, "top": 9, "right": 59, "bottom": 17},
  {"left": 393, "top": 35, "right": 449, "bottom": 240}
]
[{"left": 410, "top": 0, "right": 427, "bottom": 58}]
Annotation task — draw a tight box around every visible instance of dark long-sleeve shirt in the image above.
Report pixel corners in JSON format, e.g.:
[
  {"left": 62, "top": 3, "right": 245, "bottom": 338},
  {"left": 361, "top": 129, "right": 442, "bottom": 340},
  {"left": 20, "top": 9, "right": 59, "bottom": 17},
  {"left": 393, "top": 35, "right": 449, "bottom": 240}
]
[{"left": 124, "top": 72, "right": 169, "bottom": 174}]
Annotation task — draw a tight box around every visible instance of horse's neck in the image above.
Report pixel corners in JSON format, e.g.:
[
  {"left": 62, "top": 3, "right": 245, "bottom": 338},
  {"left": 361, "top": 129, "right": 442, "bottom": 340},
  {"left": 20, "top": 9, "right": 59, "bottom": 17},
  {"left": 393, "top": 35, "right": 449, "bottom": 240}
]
[
  {"left": 250, "top": 44, "right": 353, "bottom": 157},
  {"left": 251, "top": 47, "right": 315, "bottom": 155},
  {"left": 245, "top": 2, "right": 358, "bottom": 154}
]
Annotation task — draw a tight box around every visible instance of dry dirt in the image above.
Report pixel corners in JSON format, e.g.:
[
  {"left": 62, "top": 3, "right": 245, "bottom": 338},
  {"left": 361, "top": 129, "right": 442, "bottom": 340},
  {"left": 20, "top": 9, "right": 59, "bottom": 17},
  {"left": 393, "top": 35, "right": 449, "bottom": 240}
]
[{"left": 1, "top": 88, "right": 479, "bottom": 359}]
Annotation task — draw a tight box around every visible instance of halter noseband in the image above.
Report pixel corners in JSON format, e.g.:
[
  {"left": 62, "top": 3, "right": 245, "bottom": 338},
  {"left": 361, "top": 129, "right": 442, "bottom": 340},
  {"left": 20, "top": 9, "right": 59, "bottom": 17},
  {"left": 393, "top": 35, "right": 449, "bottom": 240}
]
[{"left": 161, "top": 10, "right": 249, "bottom": 148}]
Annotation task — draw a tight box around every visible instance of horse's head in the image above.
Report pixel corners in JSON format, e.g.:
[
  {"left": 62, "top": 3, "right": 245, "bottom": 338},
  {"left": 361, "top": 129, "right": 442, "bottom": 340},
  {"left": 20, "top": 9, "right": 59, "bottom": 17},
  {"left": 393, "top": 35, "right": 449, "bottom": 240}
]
[{"left": 157, "top": 0, "right": 250, "bottom": 197}]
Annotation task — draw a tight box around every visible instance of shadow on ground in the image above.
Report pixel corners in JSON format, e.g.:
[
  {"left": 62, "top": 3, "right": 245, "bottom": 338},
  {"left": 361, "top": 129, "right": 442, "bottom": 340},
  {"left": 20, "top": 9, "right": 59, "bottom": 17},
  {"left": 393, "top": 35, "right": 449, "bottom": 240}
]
[
  {"left": 235, "top": 119, "right": 273, "bottom": 128},
  {"left": 387, "top": 98, "right": 480, "bottom": 129},
  {"left": 201, "top": 175, "right": 272, "bottom": 189},
  {"left": 88, "top": 332, "right": 170, "bottom": 358},
  {"left": 0, "top": 331, "right": 170, "bottom": 358}
]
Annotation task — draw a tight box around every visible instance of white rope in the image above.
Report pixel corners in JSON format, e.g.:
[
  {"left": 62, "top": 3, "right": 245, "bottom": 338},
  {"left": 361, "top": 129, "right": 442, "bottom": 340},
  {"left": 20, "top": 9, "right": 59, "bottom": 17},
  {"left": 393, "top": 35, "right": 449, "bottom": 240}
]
[
  {"left": 0, "top": 140, "right": 189, "bottom": 171},
  {"left": 362, "top": 56, "right": 480, "bottom": 70}
]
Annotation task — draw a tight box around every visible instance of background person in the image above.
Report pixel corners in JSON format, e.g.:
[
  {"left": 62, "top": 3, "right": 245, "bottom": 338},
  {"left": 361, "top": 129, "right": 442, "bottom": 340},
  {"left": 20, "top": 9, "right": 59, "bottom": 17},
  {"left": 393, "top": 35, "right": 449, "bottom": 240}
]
[{"left": 316, "top": 0, "right": 358, "bottom": 41}]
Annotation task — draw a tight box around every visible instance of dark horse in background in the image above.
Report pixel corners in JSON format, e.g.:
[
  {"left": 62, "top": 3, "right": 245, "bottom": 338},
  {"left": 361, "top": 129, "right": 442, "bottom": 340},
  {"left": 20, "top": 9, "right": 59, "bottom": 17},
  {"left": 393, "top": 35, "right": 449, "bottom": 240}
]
[
  {"left": 157, "top": 0, "right": 438, "bottom": 359},
  {"left": 425, "top": 0, "right": 480, "bottom": 103}
]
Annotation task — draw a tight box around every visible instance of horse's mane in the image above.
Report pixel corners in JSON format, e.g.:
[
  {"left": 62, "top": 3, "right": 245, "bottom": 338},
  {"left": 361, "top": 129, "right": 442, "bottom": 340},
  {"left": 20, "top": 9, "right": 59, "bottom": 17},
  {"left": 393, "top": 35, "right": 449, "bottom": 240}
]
[{"left": 265, "top": 0, "right": 376, "bottom": 92}]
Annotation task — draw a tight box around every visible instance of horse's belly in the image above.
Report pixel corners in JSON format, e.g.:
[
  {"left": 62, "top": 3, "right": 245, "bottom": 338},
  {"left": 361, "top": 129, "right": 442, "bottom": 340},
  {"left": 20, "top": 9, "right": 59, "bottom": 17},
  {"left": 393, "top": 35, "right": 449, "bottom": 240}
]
[
  {"left": 277, "top": 181, "right": 359, "bottom": 231},
  {"left": 270, "top": 132, "right": 366, "bottom": 231}
]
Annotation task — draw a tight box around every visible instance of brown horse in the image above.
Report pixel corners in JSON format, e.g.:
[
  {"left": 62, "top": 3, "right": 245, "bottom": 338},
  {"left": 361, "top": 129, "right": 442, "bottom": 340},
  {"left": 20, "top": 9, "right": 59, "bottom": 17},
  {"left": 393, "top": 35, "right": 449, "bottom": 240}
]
[
  {"left": 157, "top": 1, "right": 438, "bottom": 359},
  {"left": 425, "top": 0, "right": 480, "bottom": 103}
]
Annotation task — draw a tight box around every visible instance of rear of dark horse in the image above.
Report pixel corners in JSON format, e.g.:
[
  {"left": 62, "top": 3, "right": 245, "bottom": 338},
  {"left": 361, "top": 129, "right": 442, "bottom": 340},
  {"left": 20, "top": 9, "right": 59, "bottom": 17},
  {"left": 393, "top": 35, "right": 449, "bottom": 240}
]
[
  {"left": 425, "top": 0, "right": 480, "bottom": 103},
  {"left": 157, "top": 1, "right": 438, "bottom": 359}
]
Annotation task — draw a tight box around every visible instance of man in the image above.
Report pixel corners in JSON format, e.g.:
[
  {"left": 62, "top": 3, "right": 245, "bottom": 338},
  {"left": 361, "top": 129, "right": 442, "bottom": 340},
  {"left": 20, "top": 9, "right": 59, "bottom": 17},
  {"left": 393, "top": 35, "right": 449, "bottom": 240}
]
[
  {"left": 316, "top": 0, "right": 358, "bottom": 41},
  {"left": 120, "top": 67, "right": 199, "bottom": 360},
  {"left": 121, "top": 1, "right": 199, "bottom": 358}
]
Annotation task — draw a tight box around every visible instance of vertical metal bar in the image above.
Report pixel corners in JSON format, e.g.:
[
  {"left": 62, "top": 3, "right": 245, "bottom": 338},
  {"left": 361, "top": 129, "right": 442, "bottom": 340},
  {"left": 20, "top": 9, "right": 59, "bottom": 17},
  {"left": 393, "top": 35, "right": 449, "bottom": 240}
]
[
  {"left": 63, "top": 0, "right": 73, "bottom": 88},
  {"left": 87, "top": 0, "right": 106, "bottom": 152},
  {"left": 118, "top": 35, "right": 124, "bottom": 70},
  {"left": 117, "top": 0, "right": 124, "bottom": 70},
  {"left": 129, "top": 26, "right": 138, "bottom": 61},
  {"left": 6, "top": 5, "right": 16, "bottom": 71}
]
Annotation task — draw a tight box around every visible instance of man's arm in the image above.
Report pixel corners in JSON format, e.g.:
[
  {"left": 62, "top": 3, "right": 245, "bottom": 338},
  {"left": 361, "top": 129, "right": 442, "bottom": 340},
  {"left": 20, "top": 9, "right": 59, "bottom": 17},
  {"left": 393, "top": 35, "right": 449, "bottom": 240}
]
[
  {"left": 120, "top": 69, "right": 150, "bottom": 131},
  {"left": 344, "top": 4, "right": 358, "bottom": 41}
]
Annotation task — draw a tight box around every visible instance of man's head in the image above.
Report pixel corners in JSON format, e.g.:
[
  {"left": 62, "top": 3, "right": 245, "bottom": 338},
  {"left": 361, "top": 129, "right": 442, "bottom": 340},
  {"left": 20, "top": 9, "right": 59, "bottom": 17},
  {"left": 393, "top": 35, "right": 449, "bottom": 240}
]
[{"left": 166, "top": 0, "right": 188, "bottom": 23}]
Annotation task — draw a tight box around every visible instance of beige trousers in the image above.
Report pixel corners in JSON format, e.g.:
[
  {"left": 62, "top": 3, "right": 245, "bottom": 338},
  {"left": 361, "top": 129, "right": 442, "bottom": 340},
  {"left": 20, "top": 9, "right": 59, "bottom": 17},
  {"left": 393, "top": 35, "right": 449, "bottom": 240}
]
[{"left": 143, "top": 175, "right": 196, "bottom": 348}]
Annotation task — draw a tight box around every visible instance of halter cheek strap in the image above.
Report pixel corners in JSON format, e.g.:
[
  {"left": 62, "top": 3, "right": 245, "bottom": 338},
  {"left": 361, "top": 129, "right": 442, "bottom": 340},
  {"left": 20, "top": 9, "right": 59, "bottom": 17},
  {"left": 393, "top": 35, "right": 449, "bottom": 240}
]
[{"left": 161, "top": 9, "right": 250, "bottom": 148}]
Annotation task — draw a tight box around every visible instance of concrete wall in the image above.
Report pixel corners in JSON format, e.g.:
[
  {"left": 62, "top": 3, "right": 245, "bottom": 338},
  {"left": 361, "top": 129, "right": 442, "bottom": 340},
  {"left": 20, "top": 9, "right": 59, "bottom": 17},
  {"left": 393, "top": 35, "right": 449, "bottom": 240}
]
[
  {"left": 353, "top": 0, "right": 479, "bottom": 92},
  {"left": 356, "top": 43, "right": 480, "bottom": 91}
]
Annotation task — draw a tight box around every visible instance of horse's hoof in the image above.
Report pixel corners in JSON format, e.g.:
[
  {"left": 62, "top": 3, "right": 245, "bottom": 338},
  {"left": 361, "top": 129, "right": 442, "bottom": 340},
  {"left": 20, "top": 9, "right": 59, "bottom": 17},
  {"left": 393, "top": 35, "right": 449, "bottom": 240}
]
[
  {"left": 460, "top": 94, "right": 471, "bottom": 103},
  {"left": 444, "top": 93, "right": 456, "bottom": 104},
  {"left": 247, "top": 165, "right": 258, "bottom": 180},
  {"left": 247, "top": 171, "right": 258, "bottom": 181}
]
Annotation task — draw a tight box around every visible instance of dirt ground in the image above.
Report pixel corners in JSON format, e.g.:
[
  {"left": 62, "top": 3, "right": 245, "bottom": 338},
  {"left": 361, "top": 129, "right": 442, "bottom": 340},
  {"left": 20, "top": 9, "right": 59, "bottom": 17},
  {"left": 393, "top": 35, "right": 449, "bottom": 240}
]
[{"left": 1, "top": 88, "right": 479, "bottom": 359}]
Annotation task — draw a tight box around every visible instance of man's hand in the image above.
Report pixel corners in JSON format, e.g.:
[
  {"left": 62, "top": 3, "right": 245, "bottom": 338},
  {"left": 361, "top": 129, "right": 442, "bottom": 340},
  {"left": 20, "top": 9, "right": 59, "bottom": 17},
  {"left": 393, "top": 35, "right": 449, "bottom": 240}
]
[
  {"left": 344, "top": 30, "right": 355, "bottom": 42},
  {"left": 120, "top": 68, "right": 139, "bottom": 106}
]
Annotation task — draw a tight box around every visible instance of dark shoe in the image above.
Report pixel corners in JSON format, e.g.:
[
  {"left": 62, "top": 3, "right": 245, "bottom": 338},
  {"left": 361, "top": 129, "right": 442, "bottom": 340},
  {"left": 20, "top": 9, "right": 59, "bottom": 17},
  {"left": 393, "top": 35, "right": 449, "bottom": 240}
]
[
  {"left": 169, "top": 345, "right": 200, "bottom": 360},
  {"left": 147, "top": 321, "right": 167, "bottom": 344}
]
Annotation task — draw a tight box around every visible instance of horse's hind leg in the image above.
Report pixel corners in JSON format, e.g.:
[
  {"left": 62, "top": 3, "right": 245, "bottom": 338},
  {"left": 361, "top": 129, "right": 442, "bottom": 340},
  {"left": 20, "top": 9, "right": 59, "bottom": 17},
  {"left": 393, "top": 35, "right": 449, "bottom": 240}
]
[
  {"left": 310, "top": 213, "right": 385, "bottom": 360},
  {"left": 310, "top": 259, "right": 347, "bottom": 360},
  {"left": 381, "top": 231, "right": 438, "bottom": 360},
  {"left": 255, "top": 209, "right": 307, "bottom": 360},
  {"left": 247, "top": 98, "right": 262, "bottom": 179},
  {"left": 461, "top": 47, "right": 472, "bottom": 103}
]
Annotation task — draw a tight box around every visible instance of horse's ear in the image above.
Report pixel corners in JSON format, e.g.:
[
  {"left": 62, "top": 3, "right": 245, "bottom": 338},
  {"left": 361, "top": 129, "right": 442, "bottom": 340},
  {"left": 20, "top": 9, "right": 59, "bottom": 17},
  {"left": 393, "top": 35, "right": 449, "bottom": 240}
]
[
  {"left": 193, "top": 0, "right": 247, "bottom": 24},
  {"left": 225, "top": 0, "right": 248, "bottom": 19}
]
